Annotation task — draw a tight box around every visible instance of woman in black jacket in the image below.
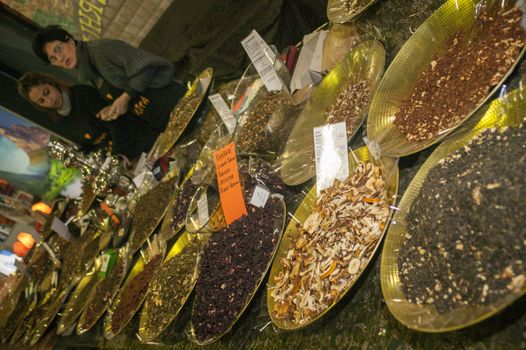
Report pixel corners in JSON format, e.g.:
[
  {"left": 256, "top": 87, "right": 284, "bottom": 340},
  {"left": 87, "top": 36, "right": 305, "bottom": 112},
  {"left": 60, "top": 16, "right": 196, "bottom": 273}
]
[{"left": 17, "top": 72, "right": 158, "bottom": 160}]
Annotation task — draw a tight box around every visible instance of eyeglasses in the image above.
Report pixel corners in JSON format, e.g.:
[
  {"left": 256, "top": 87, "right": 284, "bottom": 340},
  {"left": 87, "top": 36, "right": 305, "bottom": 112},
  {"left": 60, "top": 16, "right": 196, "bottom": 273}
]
[{"left": 48, "top": 42, "right": 64, "bottom": 64}]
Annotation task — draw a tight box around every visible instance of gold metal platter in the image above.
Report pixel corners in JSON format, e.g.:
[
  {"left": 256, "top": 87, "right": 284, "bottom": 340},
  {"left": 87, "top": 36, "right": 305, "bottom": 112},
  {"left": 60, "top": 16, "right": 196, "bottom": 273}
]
[
  {"left": 268, "top": 146, "right": 399, "bottom": 329},
  {"left": 327, "top": 0, "right": 377, "bottom": 23},
  {"left": 138, "top": 231, "right": 207, "bottom": 342},
  {"left": 188, "top": 195, "right": 287, "bottom": 345},
  {"left": 4, "top": 293, "right": 37, "bottom": 344},
  {"left": 103, "top": 243, "right": 165, "bottom": 339},
  {"left": 280, "top": 40, "right": 386, "bottom": 186},
  {"left": 147, "top": 68, "right": 214, "bottom": 162},
  {"left": 56, "top": 267, "right": 98, "bottom": 334},
  {"left": 29, "top": 287, "right": 72, "bottom": 346},
  {"left": 380, "top": 87, "right": 526, "bottom": 332},
  {"left": 79, "top": 182, "right": 97, "bottom": 217},
  {"left": 76, "top": 249, "right": 129, "bottom": 335},
  {"left": 366, "top": 0, "right": 526, "bottom": 158}
]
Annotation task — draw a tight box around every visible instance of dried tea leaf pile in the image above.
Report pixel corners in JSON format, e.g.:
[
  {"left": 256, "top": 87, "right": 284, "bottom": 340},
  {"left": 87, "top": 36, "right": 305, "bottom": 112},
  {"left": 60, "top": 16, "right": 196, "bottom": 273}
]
[
  {"left": 192, "top": 197, "right": 284, "bottom": 342},
  {"left": 398, "top": 123, "right": 526, "bottom": 313},
  {"left": 58, "top": 273, "right": 98, "bottom": 333},
  {"left": 171, "top": 181, "right": 199, "bottom": 231},
  {"left": 141, "top": 240, "right": 203, "bottom": 341},
  {"left": 129, "top": 177, "right": 177, "bottom": 253},
  {"left": 325, "top": 80, "right": 370, "bottom": 138},
  {"left": 271, "top": 162, "right": 390, "bottom": 325},
  {"left": 109, "top": 254, "right": 162, "bottom": 334},
  {"left": 394, "top": 7, "right": 525, "bottom": 142}
]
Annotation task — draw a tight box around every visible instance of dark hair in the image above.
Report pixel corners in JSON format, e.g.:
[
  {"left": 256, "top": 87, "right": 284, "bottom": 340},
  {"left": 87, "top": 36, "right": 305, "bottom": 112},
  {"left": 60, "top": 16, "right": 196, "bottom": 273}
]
[
  {"left": 17, "top": 72, "right": 70, "bottom": 117},
  {"left": 32, "top": 25, "right": 73, "bottom": 64}
]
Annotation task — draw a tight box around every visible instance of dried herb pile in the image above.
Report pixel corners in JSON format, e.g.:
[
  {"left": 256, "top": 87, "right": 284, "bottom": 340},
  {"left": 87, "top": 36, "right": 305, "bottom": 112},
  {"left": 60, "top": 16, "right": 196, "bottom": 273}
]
[
  {"left": 326, "top": 80, "right": 370, "bottom": 138},
  {"left": 271, "top": 162, "right": 390, "bottom": 325},
  {"left": 60, "top": 228, "right": 100, "bottom": 288},
  {"left": 394, "top": 7, "right": 525, "bottom": 142},
  {"left": 58, "top": 274, "right": 98, "bottom": 333},
  {"left": 192, "top": 195, "right": 284, "bottom": 342},
  {"left": 398, "top": 123, "right": 526, "bottom": 313},
  {"left": 129, "top": 177, "right": 177, "bottom": 253},
  {"left": 141, "top": 240, "right": 203, "bottom": 341},
  {"left": 80, "top": 257, "right": 126, "bottom": 331},
  {"left": 109, "top": 254, "right": 162, "bottom": 334},
  {"left": 171, "top": 181, "right": 199, "bottom": 231}
]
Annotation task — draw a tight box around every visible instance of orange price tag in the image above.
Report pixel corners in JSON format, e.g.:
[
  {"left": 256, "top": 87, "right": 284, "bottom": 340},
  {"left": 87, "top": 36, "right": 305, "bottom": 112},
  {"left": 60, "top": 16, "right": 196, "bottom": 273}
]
[{"left": 213, "top": 142, "right": 247, "bottom": 225}]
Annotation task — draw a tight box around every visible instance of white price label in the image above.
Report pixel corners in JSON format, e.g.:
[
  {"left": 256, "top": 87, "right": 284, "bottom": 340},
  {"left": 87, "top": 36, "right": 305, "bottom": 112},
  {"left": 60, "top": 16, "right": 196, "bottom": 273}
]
[
  {"left": 250, "top": 185, "right": 270, "bottom": 208},
  {"left": 133, "top": 152, "right": 147, "bottom": 176},
  {"left": 313, "top": 122, "right": 349, "bottom": 196},
  {"left": 169, "top": 161, "right": 178, "bottom": 172},
  {"left": 208, "top": 93, "right": 237, "bottom": 134},
  {"left": 197, "top": 192, "right": 209, "bottom": 225},
  {"left": 241, "top": 30, "right": 283, "bottom": 92},
  {"left": 132, "top": 171, "right": 147, "bottom": 188},
  {"left": 100, "top": 254, "right": 111, "bottom": 274},
  {"left": 363, "top": 136, "right": 381, "bottom": 160}
]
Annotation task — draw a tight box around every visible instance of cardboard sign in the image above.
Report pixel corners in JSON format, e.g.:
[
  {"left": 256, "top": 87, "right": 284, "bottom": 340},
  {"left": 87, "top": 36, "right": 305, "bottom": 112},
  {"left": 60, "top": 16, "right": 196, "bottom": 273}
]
[{"left": 213, "top": 143, "right": 247, "bottom": 224}]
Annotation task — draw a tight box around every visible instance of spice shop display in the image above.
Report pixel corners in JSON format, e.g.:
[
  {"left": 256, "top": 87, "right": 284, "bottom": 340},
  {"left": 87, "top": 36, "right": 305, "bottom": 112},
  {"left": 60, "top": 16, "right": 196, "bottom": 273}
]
[
  {"left": 139, "top": 234, "right": 205, "bottom": 342},
  {"left": 77, "top": 250, "right": 128, "bottom": 335},
  {"left": 327, "top": 0, "right": 377, "bottom": 23},
  {"left": 127, "top": 176, "right": 178, "bottom": 254},
  {"left": 381, "top": 87, "right": 526, "bottom": 332},
  {"left": 104, "top": 239, "right": 165, "bottom": 339},
  {"left": 269, "top": 147, "right": 398, "bottom": 328},
  {"left": 281, "top": 40, "right": 385, "bottom": 186}
]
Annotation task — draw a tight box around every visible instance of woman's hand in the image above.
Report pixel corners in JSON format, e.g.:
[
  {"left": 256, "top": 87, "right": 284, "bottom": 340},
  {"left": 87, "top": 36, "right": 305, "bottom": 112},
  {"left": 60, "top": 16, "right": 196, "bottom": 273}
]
[{"left": 97, "top": 92, "right": 131, "bottom": 121}]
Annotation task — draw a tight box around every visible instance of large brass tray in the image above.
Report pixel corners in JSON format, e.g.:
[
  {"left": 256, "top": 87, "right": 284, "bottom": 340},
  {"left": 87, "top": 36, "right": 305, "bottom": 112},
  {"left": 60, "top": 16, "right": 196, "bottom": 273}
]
[
  {"left": 268, "top": 146, "right": 398, "bottom": 329},
  {"left": 138, "top": 231, "right": 207, "bottom": 342},
  {"left": 366, "top": 0, "right": 526, "bottom": 157},
  {"left": 327, "top": 0, "right": 376, "bottom": 23},
  {"left": 188, "top": 195, "right": 287, "bottom": 345},
  {"left": 280, "top": 40, "right": 386, "bottom": 186},
  {"left": 147, "top": 68, "right": 213, "bottom": 162},
  {"left": 380, "top": 87, "right": 526, "bottom": 332}
]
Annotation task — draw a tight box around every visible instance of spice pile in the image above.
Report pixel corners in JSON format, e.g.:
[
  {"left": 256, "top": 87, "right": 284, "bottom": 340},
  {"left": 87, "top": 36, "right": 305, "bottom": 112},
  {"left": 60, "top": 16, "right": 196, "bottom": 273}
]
[
  {"left": 325, "top": 80, "right": 370, "bottom": 138},
  {"left": 236, "top": 91, "right": 292, "bottom": 152},
  {"left": 398, "top": 123, "right": 526, "bottom": 313},
  {"left": 165, "top": 91, "right": 202, "bottom": 140},
  {"left": 142, "top": 240, "right": 203, "bottom": 341},
  {"left": 58, "top": 274, "right": 98, "bottom": 333},
  {"left": 129, "top": 177, "right": 177, "bottom": 253},
  {"left": 79, "top": 256, "right": 126, "bottom": 332},
  {"left": 394, "top": 7, "right": 525, "bottom": 142},
  {"left": 342, "top": 0, "right": 373, "bottom": 16},
  {"left": 271, "top": 162, "right": 390, "bottom": 325},
  {"left": 192, "top": 196, "right": 284, "bottom": 342},
  {"left": 171, "top": 181, "right": 199, "bottom": 231},
  {"left": 109, "top": 254, "right": 163, "bottom": 334},
  {"left": 59, "top": 228, "right": 100, "bottom": 288}
]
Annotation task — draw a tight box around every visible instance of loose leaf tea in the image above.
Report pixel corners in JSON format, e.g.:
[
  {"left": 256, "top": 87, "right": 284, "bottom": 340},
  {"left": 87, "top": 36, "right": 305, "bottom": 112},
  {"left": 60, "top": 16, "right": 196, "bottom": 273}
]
[
  {"left": 271, "top": 162, "right": 389, "bottom": 325},
  {"left": 394, "top": 6, "right": 525, "bottom": 142},
  {"left": 129, "top": 177, "right": 178, "bottom": 253},
  {"left": 80, "top": 256, "right": 126, "bottom": 332},
  {"left": 325, "top": 80, "right": 370, "bottom": 138},
  {"left": 192, "top": 197, "right": 284, "bottom": 343},
  {"left": 59, "top": 228, "right": 100, "bottom": 288},
  {"left": 141, "top": 240, "right": 203, "bottom": 341},
  {"left": 171, "top": 181, "right": 199, "bottom": 231},
  {"left": 58, "top": 273, "right": 98, "bottom": 334},
  {"left": 109, "top": 254, "right": 162, "bottom": 335},
  {"left": 398, "top": 124, "right": 526, "bottom": 313}
]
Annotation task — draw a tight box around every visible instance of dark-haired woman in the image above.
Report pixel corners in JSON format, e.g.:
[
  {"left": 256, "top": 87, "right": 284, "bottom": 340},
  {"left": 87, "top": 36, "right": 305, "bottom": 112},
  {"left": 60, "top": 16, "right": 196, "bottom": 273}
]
[{"left": 18, "top": 72, "right": 158, "bottom": 160}]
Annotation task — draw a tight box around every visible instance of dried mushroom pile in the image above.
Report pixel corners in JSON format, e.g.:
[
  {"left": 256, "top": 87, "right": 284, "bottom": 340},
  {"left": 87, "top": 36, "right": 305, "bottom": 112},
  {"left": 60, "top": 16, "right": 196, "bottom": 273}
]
[
  {"left": 325, "top": 79, "right": 370, "bottom": 138},
  {"left": 394, "top": 6, "right": 525, "bottom": 142},
  {"left": 129, "top": 177, "right": 178, "bottom": 253},
  {"left": 271, "top": 162, "right": 390, "bottom": 325},
  {"left": 398, "top": 123, "right": 526, "bottom": 313},
  {"left": 141, "top": 240, "right": 203, "bottom": 341}
]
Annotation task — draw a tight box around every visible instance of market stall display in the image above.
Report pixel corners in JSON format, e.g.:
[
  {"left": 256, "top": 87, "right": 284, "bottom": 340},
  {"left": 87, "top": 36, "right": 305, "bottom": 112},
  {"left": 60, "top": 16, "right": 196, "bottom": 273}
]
[
  {"left": 367, "top": 0, "right": 526, "bottom": 157},
  {"left": 381, "top": 87, "right": 526, "bottom": 332}
]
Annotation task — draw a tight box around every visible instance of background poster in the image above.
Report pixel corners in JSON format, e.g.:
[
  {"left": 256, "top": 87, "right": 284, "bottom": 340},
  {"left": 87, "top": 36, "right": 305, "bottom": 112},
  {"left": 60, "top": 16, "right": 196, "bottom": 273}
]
[{"left": 0, "top": 106, "right": 78, "bottom": 200}]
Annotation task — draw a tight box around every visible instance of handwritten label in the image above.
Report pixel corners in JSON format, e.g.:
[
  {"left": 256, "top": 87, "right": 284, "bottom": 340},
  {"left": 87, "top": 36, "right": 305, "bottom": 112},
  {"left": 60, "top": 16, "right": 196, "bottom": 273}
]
[
  {"left": 241, "top": 30, "right": 283, "bottom": 92},
  {"left": 250, "top": 185, "right": 270, "bottom": 208},
  {"left": 363, "top": 136, "right": 381, "bottom": 160},
  {"left": 209, "top": 93, "right": 237, "bottom": 134},
  {"left": 313, "top": 122, "right": 349, "bottom": 196},
  {"left": 197, "top": 192, "right": 210, "bottom": 225},
  {"left": 213, "top": 143, "right": 247, "bottom": 224}
]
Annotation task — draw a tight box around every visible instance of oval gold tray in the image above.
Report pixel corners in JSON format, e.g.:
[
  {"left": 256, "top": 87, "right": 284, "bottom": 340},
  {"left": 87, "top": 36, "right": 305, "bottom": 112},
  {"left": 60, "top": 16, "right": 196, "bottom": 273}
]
[
  {"left": 147, "top": 68, "right": 214, "bottom": 162},
  {"left": 138, "top": 231, "right": 207, "bottom": 342},
  {"left": 380, "top": 87, "right": 526, "bottom": 332},
  {"left": 280, "top": 40, "right": 386, "bottom": 186},
  {"left": 327, "top": 0, "right": 376, "bottom": 23},
  {"left": 366, "top": 0, "right": 526, "bottom": 157},
  {"left": 268, "top": 146, "right": 399, "bottom": 329},
  {"left": 188, "top": 194, "right": 287, "bottom": 345}
]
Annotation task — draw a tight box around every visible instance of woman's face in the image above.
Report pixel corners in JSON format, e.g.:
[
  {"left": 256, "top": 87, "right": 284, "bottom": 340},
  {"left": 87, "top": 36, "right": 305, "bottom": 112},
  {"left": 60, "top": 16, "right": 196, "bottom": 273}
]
[
  {"left": 28, "top": 83, "right": 63, "bottom": 109},
  {"left": 43, "top": 38, "right": 77, "bottom": 69}
]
